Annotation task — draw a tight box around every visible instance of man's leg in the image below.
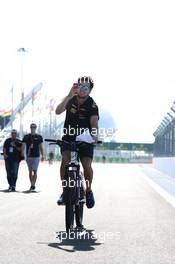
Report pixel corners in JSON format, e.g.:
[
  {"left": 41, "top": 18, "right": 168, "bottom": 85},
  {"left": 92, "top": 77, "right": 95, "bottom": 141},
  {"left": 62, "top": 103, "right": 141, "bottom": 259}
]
[
  {"left": 29, "top": 170, "right": 33, "bottom": 185},
  {"left": 81, "top": 157, "right": 95, "bottom": 209},
  {"left": 80, "top": 157, "right": 93, "bottom": 192},
  {"left": 26, "top": 158, "right": 33, "bottom": 188},
  {"left": 31, "top": 170, "right": 37, "bottom": 186},
  {"left": 29, "top": 158, "right": 40, "bottom": 190},
  {"left": 11, "top": 160, "right": 19, "bottom": 190},
  {"left": 29, "top": 171, "right": 36, "bottom": 191},
  {"left": 5, "top": 160, "right": 11, "bottom": 188},
  {"left": 57, "top": 151, "right": 70, "bottom": 204},
  {"left": 60, "top": 151, "right": 70, "bottom": 181}
]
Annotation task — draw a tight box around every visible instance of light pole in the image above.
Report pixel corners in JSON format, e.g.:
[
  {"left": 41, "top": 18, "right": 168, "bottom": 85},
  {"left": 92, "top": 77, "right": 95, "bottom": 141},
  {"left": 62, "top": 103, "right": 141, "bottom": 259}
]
[
  {"left": 10, "top": 84, "right": 14, "bottom": 130},
  {"left": 17, "top": 47, "right": 28, "bottom": 139}
]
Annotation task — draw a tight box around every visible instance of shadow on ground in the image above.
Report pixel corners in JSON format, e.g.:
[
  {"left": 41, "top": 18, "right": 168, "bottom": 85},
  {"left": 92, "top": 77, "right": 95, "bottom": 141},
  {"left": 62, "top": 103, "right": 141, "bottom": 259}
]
[
  {"left": 38, "top": 229, "right": 102, "bottom": 252},
  {"left": 22, "top": 190, "right": 40, "bottom": 194},
  {"left": 0, "top": 189, "right": 20, "bottom": 193},
  {"left": 0, "top": 189, "right": 40, "bottom": 194}
]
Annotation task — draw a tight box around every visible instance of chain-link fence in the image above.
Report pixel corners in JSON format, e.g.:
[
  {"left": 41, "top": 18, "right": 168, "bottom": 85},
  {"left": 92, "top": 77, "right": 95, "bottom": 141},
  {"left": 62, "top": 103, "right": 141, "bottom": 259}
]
[{"left": 154, "top": 112, "right": 175, "bottom": 157}]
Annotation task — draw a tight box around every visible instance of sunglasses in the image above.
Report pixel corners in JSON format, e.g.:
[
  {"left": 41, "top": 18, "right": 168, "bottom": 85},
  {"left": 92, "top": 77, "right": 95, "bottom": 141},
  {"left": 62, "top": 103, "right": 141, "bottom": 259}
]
[
  {"left": 30, "top": 126, "right": 36, "bottom": 129},
  {"left": 79, "top": 84, "right": 90, "bottom": 91}
]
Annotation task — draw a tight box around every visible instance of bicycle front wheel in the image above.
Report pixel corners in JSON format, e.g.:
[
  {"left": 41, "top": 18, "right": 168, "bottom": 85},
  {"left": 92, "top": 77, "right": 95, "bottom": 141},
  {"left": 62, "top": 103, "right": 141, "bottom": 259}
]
[
  {"left": 75, "top": 203, "right": 84, "bottom": 227},
  {"left": 65, "top": 204, "right": 74, "bottom": 234}
]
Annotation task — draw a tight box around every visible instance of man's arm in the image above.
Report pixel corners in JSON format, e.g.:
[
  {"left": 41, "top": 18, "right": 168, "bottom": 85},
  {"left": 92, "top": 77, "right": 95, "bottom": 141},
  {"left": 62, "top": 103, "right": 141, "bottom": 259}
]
[
  {"left": 21, "top": 143, "right": 25, "bottom": 154},
  {"left": 55, "top": 95, "right": 72, "bottom": 115},
  {"left": 39, "top": 143, "right": 44, "bottom": 161},
  {"left": 3, "top": 147, "right": 8, "bottom": 159},
  {"left": 55, "top": 84, "right": 79, "bottom": 115},
  {"left": 21, "top": 137, "right": 26, "bottom": 157},
  {"left": 13, "top": 141, "right": 22, "bottom": 152},
  {"left": 3, "top": 140, "right": 8, "bottom": 159},
  {"left": 90, "top": 115, "right": 99, "bottom": 142}
]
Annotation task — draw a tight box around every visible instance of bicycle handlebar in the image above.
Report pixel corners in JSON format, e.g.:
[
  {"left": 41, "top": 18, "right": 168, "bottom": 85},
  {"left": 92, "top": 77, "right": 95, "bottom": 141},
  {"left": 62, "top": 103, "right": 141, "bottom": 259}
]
[
  {"left": 45, "top": 139, "right": 60, "bottom": 143},
  {"left": 44, "top": 138, "right": 102, "bottom": 146}
]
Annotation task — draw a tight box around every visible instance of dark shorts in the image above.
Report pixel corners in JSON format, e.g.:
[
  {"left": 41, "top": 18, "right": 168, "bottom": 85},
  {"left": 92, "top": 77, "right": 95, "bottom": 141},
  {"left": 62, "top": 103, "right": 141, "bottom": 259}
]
[{"left": 61, "top": 141, "right": 94, "bottom": 160}]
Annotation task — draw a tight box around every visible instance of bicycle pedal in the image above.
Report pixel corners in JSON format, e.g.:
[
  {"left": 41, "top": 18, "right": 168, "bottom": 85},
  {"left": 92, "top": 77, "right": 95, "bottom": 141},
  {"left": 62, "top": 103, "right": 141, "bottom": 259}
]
[
  {"left": 79, "top": 198, "right": 86, "bottom": 203},
  {"left": 57, "top": 201, "right": 65, "bottom": 206}
]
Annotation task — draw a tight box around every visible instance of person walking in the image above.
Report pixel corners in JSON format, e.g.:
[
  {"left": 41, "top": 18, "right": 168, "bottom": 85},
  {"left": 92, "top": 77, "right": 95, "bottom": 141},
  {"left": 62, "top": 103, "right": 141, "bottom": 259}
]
[
  {"left": 3, "top": 129, "right": 23, "bottom": 191},
  {"left": 22, "top": 123, "right": 44, "bottom": 191}
]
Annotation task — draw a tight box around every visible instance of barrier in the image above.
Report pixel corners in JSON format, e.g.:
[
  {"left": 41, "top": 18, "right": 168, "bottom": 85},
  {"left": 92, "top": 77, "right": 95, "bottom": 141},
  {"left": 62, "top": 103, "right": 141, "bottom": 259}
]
[{"left": 153, "top": 157, "right": 175, "bottom": 178}]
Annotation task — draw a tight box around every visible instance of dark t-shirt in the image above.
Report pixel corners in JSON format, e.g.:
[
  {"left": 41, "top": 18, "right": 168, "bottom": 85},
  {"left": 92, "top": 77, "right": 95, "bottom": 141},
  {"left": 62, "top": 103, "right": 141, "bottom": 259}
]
[
  {"left": 22, "top": 134, "right": 43, "bottom": 157},
  {"left": 62, "top": 96, "right": 99, "bottom": 141},
  {"left": 3, "top": 138, "right": 22, "bottom": 161}
]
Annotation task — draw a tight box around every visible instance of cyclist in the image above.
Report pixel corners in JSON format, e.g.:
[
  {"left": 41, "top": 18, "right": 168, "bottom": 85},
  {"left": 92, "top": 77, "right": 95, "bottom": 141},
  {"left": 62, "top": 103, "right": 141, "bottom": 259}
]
[{"left": 55, "top": 76, "right": 99, "bottom": 208}]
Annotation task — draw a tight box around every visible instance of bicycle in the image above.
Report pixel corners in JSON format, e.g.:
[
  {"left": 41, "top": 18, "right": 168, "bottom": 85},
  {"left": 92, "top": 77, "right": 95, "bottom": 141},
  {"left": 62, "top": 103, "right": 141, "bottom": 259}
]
[{"left": 45, "top": 139, "right": 101, "bottom": 234}]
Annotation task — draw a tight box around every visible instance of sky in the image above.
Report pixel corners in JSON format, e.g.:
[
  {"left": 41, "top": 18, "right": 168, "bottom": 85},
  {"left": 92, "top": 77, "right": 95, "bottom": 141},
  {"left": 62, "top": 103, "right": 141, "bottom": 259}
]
[{"left": 0, "top": 0, "right": 175, "bottom": 143}]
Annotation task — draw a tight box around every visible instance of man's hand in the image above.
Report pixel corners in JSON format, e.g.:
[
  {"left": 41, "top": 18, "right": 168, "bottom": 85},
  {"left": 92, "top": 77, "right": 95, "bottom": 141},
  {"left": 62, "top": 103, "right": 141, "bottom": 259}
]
[
  {"left": 92, "top": 135, "right": 98, "bottom": 144},
  {"left": 68, "top": 83, "right": 79, "bottom": 97},
  {"left": 41, "top": 156, "right": 44, "bottom": 162},
  {"left": 55, "top": 83, "right": 79, "bottom": 115}
]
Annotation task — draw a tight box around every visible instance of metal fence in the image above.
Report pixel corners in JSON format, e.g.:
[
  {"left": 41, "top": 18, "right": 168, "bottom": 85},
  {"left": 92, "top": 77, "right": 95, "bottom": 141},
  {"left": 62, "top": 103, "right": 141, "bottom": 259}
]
[{"left": 153, "top": 106, "right": 175, "bottom": 157}]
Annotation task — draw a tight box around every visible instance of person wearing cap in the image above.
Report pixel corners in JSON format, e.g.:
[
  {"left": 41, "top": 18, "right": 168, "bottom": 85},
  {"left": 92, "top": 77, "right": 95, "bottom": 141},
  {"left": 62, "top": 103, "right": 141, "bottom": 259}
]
[
  {"left": 55, "top": 76, "right": 99, "bottom": 209},
  {"left": 3, "top": 129, "right": 23, "bottom": 192},
  {"left": 22, "top": 123, "right": 44, "bottom": 191}
]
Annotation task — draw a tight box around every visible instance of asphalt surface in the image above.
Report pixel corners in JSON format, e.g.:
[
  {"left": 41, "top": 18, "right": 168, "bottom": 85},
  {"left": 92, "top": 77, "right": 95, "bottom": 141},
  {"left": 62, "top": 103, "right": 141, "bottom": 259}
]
[{"left": 1, "top": 162, "right": 175, "bottom": 264}]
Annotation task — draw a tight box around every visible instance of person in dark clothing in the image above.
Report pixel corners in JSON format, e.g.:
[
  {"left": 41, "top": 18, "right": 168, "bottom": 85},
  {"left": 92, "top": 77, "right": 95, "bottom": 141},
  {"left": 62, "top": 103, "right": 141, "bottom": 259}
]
[
  {"left": 22, "top": 123, "right": 44, "bottom": 191},
  {"left": 3, "top": 129, "right": 23, "bottom": 192},
  {"left": 102, "top": 155, "right": 106, "bottom": 163},
  {"left": 48, "top": 151, "right": 54, "bottom": 164},
  {"left": 55, "top": 76, "right": 99, "bottom": 208}
]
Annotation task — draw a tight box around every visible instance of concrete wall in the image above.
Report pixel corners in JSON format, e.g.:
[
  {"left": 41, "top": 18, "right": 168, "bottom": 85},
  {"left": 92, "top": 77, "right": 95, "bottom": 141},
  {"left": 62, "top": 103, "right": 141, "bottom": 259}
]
[{"left": 153, "top": 157, "right": 175, "bottom": 178}]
